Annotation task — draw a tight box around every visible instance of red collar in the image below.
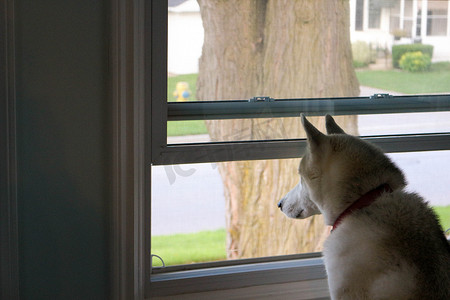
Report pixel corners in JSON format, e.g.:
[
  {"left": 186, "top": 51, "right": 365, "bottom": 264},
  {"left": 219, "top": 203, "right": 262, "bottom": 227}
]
[{"left": 331, "top": 184, "right": 393, "bottom": 232}]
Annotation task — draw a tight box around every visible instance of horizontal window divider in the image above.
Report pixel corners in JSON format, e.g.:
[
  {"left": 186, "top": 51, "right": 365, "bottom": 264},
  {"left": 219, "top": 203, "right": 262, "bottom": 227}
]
[
  {"left": 149, "top": 256, "right": 327, "bottom": 298},
  {"left": 152, "top": 133, "right": 450, "bottom": 165},
  {"left": 167, "top": 94, "right": 450, "bottom": 121}
]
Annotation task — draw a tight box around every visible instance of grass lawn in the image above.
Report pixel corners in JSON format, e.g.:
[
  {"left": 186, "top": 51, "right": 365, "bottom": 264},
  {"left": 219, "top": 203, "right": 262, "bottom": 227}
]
[
  {"left": 167, "top": 120, "right": 208, "bottom": 136},
  {"left": 152, "top": 206, "right": 449, "bottom": 267},
  {"left": 151, "top": 229, "right": 226, "bottom": 267},
  {"left": 356, "top": 62, "right": 450, "bottom": 94},
  {"left": 167, "top": 73, "right": 208, "bottom": 136},
  {"left": 434, "top": 205, "right": 450, "bottom": 232}
]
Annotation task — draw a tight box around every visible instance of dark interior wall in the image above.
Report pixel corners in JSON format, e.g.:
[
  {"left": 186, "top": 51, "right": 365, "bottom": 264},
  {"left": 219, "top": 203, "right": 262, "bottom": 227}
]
[{"left": 15, "top": 1, "right": 110, "bottom": 298}]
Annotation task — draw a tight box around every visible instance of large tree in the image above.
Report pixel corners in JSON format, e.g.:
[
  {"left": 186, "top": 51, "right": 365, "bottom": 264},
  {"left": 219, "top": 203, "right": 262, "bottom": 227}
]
[{"left": 197, "top": 0, "right": 360, "bottom": 259}]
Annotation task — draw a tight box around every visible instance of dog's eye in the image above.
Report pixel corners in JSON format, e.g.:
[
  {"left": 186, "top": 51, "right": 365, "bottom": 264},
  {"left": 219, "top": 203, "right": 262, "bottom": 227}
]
[{"left": 307, "top": 168, "right": 321, "bottom": 180}]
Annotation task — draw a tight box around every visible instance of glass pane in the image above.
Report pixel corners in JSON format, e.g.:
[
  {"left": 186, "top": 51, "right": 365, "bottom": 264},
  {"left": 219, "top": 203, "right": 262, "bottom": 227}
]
[
  {"left": 167, "top": 111, "right": 450, "bottom": 144},
  {"left": 426, "top": 0, "right": 449, "bottom": 36},
  {"left": 151, "top": 151, "right": 450, "bottom": 267},
  {"left": 167, "top": 0, "right": 450, "bottom": 99},
  {"left": 167, "top": 1, "right": 450, "bottom": 144}
]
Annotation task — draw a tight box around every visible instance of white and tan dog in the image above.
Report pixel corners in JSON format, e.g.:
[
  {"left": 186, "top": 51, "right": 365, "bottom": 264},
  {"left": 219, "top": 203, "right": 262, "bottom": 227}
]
[{"left": 278, "top": 114, "right": 450, "bottom": 299}]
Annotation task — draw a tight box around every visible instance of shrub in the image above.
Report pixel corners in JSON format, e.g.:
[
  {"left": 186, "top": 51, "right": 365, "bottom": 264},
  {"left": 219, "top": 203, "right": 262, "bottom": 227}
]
[
  {"left": 399, "top": 51, "right": 432, "bottom": 72},
  {"left": 392, "top": 44, "right": 433, "bottom": 68},
  {"left": 352, "top": 41, "right": 376, "bottom": 68}
]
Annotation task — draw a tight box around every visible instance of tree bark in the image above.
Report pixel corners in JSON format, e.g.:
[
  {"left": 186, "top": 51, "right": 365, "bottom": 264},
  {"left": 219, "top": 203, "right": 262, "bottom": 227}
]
[{"left": 197, "top": 0, "right": 360, "bottom": 259}]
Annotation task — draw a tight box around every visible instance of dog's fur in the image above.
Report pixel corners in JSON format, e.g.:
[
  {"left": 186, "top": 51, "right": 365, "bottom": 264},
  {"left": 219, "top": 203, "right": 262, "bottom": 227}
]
[{"left": 278, "top": 115, "right": 450, "bottom": 299}]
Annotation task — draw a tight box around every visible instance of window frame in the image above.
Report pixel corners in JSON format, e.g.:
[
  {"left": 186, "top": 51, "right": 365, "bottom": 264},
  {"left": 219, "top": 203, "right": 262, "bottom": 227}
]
[
  {"left": 159, "top": 95, "right": 450, "bottom": 165},
  {"left": 0, "top": 0, "right": 19, "bottom": 298},
  {"left": 142, "top": 0, "right": 450, "bottom": 298}
]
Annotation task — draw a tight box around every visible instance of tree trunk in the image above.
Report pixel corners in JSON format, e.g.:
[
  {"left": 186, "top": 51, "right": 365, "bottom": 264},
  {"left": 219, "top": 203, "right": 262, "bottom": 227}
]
[{"left": 197, "top": 0, "right": 360, "bottom": 259}]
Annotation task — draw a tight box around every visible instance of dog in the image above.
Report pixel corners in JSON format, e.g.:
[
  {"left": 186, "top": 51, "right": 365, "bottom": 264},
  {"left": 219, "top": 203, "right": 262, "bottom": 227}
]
[{"left": 277, "top": 114, "right": 450, "bottom": 299}]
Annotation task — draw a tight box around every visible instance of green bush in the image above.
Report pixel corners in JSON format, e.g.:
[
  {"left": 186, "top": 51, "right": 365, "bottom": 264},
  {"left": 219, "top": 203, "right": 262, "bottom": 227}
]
[
  {"left": 399, "top": 51, "right": 431, "bottom": 72},
  {"left": 352, "top": 41, "right": 377, "bottom": 68},
  {"left": 392, "top": 44, "right": 433, "bottom": 68}
]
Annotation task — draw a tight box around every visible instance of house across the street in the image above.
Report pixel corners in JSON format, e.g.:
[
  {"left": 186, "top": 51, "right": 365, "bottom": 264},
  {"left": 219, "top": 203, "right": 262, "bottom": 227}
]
[{"left": 350, "top": 0, "right": 450, "bottom": 62}]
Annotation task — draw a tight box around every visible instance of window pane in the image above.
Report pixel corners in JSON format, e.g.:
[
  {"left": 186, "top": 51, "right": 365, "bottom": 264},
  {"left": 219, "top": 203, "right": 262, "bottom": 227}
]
[
  {"left": 167, "top": 111, "right": 450, "bottom": 144},
  {"left": 355, "top": 0, "right": 364, "bottom": 31},
  {"left": 159, "top": 0, "right": 450, "bottom": 269},
  {"left": 168, "top": 0, "right": 450, "bottom": 102},
  {"left": 151, "top": 159, "right": 329, "bottom": 267},
  {"left": 369, "top": 0, "right": 382, "bottom": 29},
  {"left": 151, "top": 151, "right": 450, "bottom": 267}
]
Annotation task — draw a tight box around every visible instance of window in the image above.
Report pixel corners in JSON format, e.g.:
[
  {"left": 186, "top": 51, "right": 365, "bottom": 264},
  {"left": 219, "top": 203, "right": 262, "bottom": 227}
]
[
  {"left": 425, "top": 0, "right": 449, "bottom": 36},
  {"left": 356, "top": 0, "right": 365, "bottom": 31},
  {"left": 354, "top": 0, "right": 384, "bottom": 31},
  {"left": 390, "top": 0, "right": 450, "bottom": 38},
  {"left": 369, "top": 0, "right": 382, "bottom": 28},
  {"left": 147, "top": 0, "right": 450, "bottom": 298}
]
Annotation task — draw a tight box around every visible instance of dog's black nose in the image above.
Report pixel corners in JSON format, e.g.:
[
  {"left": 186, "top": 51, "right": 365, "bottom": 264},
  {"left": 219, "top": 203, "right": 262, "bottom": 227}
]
[{"left": 277, "top": 200, "right": 283, "bottom": 209}]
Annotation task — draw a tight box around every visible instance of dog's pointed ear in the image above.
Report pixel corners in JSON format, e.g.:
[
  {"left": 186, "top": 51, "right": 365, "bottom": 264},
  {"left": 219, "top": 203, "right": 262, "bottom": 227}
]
[
  {"left": 301, "top": 114, "right": 325, "bottom": 149},
  {"left": 325, "top": 114, "right": 345, "bottom": 135}
]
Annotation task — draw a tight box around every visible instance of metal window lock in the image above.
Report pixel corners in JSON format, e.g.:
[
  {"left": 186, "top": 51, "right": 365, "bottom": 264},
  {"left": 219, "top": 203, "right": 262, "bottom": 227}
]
[
  {"left": 249, "top": 96, "right": 274, "bottom": 102},
  {"left": 370, "top": 93, "right": 393, "bottom": 100}
]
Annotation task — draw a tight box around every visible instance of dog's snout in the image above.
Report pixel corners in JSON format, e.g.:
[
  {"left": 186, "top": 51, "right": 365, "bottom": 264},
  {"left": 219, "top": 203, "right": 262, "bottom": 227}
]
[{"left": 277, "top": 199, "right": 283, "bottom": 209}]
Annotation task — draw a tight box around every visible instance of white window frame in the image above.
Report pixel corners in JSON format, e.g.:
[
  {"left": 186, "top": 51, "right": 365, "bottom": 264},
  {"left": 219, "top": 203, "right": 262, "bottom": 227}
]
[{"left": 110, "top": 0, "right": 450, "bottom": 299}]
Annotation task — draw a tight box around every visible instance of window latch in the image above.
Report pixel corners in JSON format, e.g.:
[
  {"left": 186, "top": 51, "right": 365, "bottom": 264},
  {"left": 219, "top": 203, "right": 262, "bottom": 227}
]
[
  {"left": 249, "top": 96, "right": 274, "bottom": 102},
  {"left": 370, "top": 93, "right": 393, "bottom": 100},
  {"left": 151, "top": 254, "right": 166, "bottom": 268}
]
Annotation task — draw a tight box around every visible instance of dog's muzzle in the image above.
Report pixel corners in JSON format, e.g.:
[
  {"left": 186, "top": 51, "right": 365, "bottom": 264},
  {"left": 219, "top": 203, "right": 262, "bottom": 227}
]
[{"left": 277, "top": 199, "right": 284, "bottom": 209}]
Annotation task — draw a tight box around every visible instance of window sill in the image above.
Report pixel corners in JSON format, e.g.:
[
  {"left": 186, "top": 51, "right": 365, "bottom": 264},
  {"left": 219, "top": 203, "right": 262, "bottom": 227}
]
[{"left": 149, "top": 256, "right": 329, "bottom": 298}]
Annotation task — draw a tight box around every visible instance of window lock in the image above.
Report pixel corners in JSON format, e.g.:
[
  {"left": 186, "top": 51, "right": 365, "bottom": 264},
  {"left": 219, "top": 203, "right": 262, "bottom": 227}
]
[
  {"left": 249, "top": 96, "right": 274, "bottom": 102},
  {"left": 370, "top": 93, "right": 393, "bottom": 100}
]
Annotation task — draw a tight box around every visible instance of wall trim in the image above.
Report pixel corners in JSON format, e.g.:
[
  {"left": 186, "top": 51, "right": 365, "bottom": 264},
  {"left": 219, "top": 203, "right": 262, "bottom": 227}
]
[
  {"left": 110, "top": 0, "right": 149, "bottom": 299},
  {"left": 0, "top": 0, "right": 19, "bottom": 298}
]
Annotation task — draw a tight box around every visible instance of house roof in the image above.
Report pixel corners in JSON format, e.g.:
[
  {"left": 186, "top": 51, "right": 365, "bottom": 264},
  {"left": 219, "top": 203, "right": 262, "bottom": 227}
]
[
  {"left": 168, "top": 0, "right": 189, "bottom": 7},
  {"left": 168, "top": 0, "right": 200, "bottom": 13}
]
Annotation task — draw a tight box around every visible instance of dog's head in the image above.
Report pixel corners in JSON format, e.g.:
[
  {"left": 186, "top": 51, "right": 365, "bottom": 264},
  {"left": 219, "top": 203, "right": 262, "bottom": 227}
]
[
  {"left": 277, "top": 114, "right": 406, "bottom": 225},
  {"left": 277, "top": 114, "right": 345, "bottom": 223}
]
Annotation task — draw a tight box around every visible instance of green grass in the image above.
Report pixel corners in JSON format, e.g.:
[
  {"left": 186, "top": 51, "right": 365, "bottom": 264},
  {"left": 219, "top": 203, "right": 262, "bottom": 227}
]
[
  {"left": 152, "top": 206, "right": 449, "bottom": 267},
  {"left": 167, "top": 120, "right": 208, "bottom": 136},
  {"left": 167, "top": 73, "right": 208, "bottom": 136},
  {"left": 356, "top": 62, "right": 450, "bottom": 94},
  {"left": 434, "top": 205, "right": 450, "bottom": 232},
  {"left": 151, "top": 229, "right": 226, "bottom": 267}
]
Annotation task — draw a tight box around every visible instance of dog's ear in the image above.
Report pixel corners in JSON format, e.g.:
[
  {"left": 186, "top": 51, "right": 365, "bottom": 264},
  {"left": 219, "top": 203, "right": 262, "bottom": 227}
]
[
  {"left": 325, "top": 114, "right": 346, "bottom": 135},
  {"left": 301, "top": 114, "right": 325, "bottom": 151}
]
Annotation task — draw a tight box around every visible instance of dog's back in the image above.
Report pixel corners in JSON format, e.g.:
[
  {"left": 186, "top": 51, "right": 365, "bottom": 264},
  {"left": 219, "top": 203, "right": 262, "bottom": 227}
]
[{"left": 324, "top": 191, "right": 450, "bottom": 299}]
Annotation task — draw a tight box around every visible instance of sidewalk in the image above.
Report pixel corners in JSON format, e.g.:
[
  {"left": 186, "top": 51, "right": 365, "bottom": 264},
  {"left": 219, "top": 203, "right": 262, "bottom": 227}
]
[{"left": 168, "top": 133, "right": 210, "bottom": 144}]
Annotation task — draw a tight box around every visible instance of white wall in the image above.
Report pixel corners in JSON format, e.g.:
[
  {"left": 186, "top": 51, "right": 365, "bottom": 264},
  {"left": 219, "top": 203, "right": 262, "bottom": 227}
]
[{"left": 168, "top": 11, "right": 204, "bottom": 74}]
